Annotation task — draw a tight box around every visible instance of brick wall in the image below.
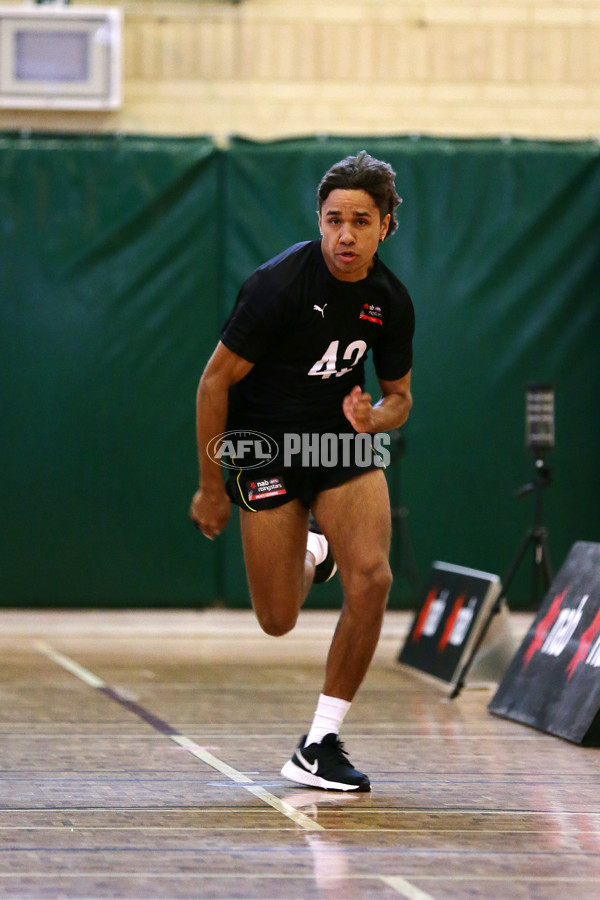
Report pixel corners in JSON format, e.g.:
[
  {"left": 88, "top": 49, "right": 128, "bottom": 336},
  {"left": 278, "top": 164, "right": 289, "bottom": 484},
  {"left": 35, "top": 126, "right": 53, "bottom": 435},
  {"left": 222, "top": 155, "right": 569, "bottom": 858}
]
[{"left": 1, "top": 0, "right": 598, "bottom": 139}]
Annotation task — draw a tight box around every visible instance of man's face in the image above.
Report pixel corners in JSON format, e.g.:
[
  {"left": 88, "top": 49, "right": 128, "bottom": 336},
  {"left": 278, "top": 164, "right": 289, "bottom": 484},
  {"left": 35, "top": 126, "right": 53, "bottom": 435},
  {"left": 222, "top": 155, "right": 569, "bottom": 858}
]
[{"left": 318, "top": 189, "right": 391, "bottom": 282}]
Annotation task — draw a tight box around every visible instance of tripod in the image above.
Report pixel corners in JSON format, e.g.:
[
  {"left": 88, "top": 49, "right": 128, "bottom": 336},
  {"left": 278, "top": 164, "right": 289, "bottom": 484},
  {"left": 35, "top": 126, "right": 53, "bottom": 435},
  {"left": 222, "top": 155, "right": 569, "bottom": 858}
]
[
  {"left": 450, "top": 455, "right": 554, "bottom": 700},
  {"left": 503, "top": 456, "right": 554, "bottom": 607}
]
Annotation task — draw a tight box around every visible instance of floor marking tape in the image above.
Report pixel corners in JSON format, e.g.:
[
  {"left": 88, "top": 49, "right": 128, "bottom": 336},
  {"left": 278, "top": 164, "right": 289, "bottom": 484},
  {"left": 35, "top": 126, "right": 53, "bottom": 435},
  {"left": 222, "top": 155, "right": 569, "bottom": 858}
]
[
  {"left": 0, "top": 873, "right": 596, "bottom": 882},
  {"left": 1, "top": 826, "right": 599, "bottom": 835},
  {"left": 380, "top": 876, "right": 436, "bottom": 900},
  {"left": 388, "top": 876, "right": 600, "bottom": 883},
  {"left": 0, "top": 825, "right": 312, "bottom": 832},
  {"left": 36, "top": 642, "right": 106, "bottom": 689},
  {"left": 169, "top": 736, "right": 253, "bottom": 784},
  {"left": 35, "top": 642, "right": 323, "bottom": 832}
]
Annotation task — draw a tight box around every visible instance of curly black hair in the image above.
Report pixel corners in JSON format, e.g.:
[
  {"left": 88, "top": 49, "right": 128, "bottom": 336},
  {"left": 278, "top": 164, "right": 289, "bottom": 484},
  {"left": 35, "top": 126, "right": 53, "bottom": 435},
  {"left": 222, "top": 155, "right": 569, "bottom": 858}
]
[{"left": 317, "top": 150, "right": 402, "bottom": 239}]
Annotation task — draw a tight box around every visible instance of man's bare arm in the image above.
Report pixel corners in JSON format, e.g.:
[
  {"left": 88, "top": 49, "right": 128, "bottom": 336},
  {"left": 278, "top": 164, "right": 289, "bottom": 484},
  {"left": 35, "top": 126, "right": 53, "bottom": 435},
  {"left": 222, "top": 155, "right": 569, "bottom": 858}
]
[
  {"left": 342, "top": 370, "right": 412, "bottom": 434},
  {"left": 189, "top": 341, "right": 254, "bottom": 539}
]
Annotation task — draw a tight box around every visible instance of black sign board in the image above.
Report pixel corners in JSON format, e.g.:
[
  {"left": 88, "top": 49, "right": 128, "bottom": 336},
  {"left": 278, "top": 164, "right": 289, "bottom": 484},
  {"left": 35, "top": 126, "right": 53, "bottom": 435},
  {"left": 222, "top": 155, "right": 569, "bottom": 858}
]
[
  {"left": 489, "top": 542, "right": 600, "bottom": 745},
  {"left": 398, "top": 562, "right": 502, "bottom": 687}
]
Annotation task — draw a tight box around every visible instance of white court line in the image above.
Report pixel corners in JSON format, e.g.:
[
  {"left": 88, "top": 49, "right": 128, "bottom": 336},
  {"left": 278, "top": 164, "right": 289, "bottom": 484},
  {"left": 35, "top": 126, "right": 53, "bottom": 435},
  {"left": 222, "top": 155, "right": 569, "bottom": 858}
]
[
  {"left": 1, "top": 825, "right": 600, "bottom": 836},
  {"left": 380, "top": 876, "right": 436, "bottom": 899},
  {"left": 0, "top": 873, "right": 596, "bottom": 883},
  {"left": 169, "top": 735, "right": 254, "bottom": 783},
  {"left": 37, "top": 641, "right": 106, "bottom": 688},
  {"left": 0, "top": 873, "right": 423, "bottom": 884},
  {"left": 388, "top": 876, "right": 600, "bottom": 884},
  {"left": 35, "top": 642, "right": 323, "bottom": 833}
]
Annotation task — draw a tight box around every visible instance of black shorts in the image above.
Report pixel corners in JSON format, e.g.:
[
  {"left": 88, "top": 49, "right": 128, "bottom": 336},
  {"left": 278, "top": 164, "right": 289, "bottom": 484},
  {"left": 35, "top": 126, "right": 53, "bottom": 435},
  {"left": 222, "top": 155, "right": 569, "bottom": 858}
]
[{"left": 225, "top": 458, "right": 382, "bottom": 512}]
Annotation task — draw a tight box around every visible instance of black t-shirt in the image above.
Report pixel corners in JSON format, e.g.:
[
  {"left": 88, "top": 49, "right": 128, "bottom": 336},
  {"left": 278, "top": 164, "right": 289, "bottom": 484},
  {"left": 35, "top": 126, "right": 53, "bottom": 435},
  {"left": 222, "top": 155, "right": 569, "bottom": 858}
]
[{"left": 220, "top": 240, "right": 414, "bottom": 435}]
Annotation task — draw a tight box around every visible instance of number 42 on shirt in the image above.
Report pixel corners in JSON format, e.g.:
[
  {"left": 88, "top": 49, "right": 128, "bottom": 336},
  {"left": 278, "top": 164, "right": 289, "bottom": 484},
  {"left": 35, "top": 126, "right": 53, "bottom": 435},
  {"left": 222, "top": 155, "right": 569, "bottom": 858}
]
[{"left": 307, "top": 340, "right": 367, "bottom": 379}]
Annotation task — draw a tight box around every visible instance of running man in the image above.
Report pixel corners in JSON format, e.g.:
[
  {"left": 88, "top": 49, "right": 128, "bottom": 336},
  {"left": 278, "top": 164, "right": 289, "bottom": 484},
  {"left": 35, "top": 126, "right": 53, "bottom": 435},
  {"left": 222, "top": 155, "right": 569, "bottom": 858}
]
[{"left": 190, "top": 151, "right": 414, "bottom": 791}]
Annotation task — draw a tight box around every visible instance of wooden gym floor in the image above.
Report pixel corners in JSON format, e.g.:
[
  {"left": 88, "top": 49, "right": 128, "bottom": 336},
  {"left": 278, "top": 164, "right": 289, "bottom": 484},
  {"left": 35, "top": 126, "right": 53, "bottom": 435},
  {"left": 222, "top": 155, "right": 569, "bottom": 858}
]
[{"left": 0, "top": 609, "right": 599, "bottom": 900}]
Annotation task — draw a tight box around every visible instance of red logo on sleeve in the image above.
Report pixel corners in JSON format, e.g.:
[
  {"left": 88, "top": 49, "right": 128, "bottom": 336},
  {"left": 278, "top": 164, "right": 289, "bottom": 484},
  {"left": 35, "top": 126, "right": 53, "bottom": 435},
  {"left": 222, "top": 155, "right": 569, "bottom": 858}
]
[{"left": 359, "top": 303, "right": 383, "bottom": 325}]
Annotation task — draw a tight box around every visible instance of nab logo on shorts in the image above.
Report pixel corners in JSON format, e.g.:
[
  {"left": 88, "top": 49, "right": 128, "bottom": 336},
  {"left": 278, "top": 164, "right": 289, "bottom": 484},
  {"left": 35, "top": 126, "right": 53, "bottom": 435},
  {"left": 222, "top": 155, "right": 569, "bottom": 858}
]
[
  {"left": 247, "top": 476, "right": 287, "bottom": 502},
  {"left": 207, "top": 431, "right": 279, "bottom": 470}
]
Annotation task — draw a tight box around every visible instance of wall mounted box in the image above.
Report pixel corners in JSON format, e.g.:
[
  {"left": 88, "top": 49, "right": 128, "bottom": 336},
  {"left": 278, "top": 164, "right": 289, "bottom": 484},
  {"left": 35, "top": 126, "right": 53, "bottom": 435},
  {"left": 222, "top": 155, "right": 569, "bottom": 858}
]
[{"left": 0, "top": 5, "right": 122, "bottom": 110}]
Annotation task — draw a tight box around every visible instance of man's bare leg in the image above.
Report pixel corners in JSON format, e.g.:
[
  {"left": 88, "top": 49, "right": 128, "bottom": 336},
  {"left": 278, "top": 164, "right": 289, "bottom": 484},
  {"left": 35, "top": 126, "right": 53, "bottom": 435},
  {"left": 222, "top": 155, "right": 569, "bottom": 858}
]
[
  {"left": 279, "top": 469, "right": 388, "bottom": 792},
  {"left": 240, "top": 473, "right": 389, "bottom": 791},
  {"left": 239, "top": 500, "right": 314, "bottom": 637},
  {"left": 311, "top": 468, "right": 392, "bottom": 701}
]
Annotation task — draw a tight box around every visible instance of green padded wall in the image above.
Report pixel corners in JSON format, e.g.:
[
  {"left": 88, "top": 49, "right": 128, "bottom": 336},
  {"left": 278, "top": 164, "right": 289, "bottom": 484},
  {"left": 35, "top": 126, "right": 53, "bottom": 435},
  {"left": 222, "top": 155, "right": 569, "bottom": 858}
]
[
  {"left": 1, "top": 134, "right": 599, "bottom": 609},
  {"left": 1, "top": 134, "right": 221, "bottom": 606}
]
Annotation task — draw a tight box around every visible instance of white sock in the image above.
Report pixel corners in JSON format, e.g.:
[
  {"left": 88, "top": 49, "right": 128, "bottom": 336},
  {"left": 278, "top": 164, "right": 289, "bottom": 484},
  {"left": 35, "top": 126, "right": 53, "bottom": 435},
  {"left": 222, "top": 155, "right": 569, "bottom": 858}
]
[
  {"left": 306, "top": 530, "right": 328, "bottom": 567},
  {"left": 305, "top": 693, "right": 351, "bottom": 747}
]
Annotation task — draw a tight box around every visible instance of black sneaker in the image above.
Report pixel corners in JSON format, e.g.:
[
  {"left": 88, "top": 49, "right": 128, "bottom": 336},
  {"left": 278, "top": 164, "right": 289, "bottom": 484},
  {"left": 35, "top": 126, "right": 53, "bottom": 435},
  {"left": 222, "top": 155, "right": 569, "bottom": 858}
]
[
  {"left": 281, "top": 733, "right": 371, "bottom": 792},
  {"left": 309, "top": 517, "right": 338, "bottom": 584}
]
